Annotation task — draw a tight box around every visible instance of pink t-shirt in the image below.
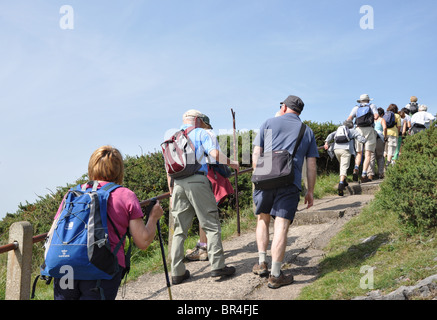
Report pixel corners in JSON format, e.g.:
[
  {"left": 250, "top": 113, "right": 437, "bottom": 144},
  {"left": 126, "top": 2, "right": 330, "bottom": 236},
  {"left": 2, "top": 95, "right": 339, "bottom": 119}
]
[{"left": 55, "top": 182, "right": 144, "bottom": 268}]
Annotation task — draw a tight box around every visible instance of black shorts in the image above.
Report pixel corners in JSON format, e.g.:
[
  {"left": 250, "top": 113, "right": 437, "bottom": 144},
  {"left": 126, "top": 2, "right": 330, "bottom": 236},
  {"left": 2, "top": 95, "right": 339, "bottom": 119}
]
[{"left": 253, "top": 184, "right": 301, "bottom": 222}]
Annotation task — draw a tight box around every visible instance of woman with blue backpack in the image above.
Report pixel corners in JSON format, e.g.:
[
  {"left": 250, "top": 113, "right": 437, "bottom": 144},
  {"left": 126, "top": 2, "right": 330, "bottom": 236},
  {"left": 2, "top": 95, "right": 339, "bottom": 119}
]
[{"left": 46, "top": 146, "right": 163, "bottom": 300}]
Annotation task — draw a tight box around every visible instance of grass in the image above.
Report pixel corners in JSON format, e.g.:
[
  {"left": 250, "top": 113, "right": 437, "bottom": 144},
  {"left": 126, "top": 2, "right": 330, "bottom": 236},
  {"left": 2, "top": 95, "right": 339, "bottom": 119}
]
[{"left": 297, "top": 198, "right": 437, "bottom": 300}]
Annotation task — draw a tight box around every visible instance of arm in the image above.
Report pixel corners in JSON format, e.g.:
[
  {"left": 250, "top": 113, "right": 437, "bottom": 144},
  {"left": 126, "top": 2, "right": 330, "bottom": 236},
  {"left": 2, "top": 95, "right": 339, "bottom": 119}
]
[
  {"left": 252, "top": 145, "right": 263, "bottom": 170},
  {"left": 324, "top": 131, "right": 336, "bottom": 149},
  {"left": 304, "top": 157, "right": 317, "bottom": 209},
  {"left": 129, "top": 202, "right": 164, "bottom": 250},
  {"left": 209, "top": 149, "right": 239, "bottom": 171}
]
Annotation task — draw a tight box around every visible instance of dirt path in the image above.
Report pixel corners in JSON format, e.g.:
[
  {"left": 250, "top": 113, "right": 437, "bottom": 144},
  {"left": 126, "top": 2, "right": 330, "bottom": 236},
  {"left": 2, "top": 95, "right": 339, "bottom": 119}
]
[{"left": 117, "top": 180, "right": 381, "bottom": 301}]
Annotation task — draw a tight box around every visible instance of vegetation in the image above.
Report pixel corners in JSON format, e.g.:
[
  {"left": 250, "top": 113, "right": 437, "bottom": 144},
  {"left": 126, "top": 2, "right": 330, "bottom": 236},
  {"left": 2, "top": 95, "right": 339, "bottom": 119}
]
[{"left": 299, "top": 125, "right": 437, "bottom": 300}]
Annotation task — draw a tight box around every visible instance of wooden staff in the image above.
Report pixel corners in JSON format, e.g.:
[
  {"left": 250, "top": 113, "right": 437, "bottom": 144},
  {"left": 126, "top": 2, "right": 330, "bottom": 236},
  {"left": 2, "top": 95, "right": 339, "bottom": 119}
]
[{"left": 231, "top": 108, "right": 240, "bottom": 236}]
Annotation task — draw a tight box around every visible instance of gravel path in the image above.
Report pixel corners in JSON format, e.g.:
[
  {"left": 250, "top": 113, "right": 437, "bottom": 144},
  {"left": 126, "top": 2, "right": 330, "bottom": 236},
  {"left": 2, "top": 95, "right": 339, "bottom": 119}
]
[{"left": 117, "top": 181, "right": 380, "bottom": 301}]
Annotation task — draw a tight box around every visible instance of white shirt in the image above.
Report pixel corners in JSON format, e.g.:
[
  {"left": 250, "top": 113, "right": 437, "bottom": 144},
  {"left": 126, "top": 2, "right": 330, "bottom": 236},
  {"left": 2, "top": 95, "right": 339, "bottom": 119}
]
[{"left": 411, "top": 111, "right": 436, "bottom": 128}]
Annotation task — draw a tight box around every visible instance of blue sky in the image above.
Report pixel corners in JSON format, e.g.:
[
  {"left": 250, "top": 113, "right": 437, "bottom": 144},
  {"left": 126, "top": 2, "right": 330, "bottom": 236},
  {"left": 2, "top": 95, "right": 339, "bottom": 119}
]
[{"left": 1, "top": 0, "right": 436, "bottom": 218}]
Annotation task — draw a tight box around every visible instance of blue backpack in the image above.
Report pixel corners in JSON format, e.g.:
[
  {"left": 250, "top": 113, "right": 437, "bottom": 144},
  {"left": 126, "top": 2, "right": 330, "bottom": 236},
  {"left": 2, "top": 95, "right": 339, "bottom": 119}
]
[
  {"left": 40, "top": 181, "right": 131, "bottom": 281},
  {"left": 355, "top": 103, "right": 374, "bottom": 127},
  {"left": 383, "top": 111, "right": 396, "bottom": 128}
]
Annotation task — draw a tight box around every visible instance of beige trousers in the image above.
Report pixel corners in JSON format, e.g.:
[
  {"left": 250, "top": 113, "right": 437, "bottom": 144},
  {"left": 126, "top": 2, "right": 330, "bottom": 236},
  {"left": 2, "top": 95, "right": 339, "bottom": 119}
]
[{"left": 170, "top": 174, "right": 225, "bottom": 276}]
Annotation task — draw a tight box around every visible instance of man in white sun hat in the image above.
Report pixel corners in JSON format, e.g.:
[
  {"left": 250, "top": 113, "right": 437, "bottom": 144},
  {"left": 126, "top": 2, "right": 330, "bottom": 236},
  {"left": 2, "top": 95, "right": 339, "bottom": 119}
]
[{"left": 347, "top": 94, "right": 379, "bottom": 183}]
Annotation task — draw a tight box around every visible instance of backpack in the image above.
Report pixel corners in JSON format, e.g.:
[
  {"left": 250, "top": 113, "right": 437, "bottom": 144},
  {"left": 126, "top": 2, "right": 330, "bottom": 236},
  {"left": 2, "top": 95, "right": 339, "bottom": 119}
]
[
  {"left": 355, "top": 103, "right": 374, "bottom": 127},
  {"left": 383, "top": 111, "right": 396, "bottom": 128},
  {"left": 408, "top": 102, "right": 419, "bottom": 115},
  {"left": 39, "top": 181, "right": 131, "bottom": 281},
  {"left": 334, "top": 125, "right": 351, "bottom": 144},
  {"left": 161, "top": 126, "right": 202, "bottom": 179}
]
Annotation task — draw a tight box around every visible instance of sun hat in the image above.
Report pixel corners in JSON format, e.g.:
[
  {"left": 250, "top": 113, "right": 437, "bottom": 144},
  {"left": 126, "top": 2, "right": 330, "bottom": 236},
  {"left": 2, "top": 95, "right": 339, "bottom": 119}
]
[
  {"left": 183, "top": 109, "right": 204, "bottom": 119},
  {"left": 357, "top": 94, "right": 373, "bottom": 103},
  {"left": 200, "top": 115, "right": 213, "bottom": 129}
]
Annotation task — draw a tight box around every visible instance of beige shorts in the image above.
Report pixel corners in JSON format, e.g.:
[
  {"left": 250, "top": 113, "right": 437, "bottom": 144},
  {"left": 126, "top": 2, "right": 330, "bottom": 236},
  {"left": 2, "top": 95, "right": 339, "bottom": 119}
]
[{"left": 355, "top": 127, "right": 376, "bottom": 153}]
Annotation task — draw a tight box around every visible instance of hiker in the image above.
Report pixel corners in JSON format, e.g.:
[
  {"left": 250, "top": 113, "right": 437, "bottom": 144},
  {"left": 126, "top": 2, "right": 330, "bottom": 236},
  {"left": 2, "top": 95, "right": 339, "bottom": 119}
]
[
  {"left": 404, "top": 96, "right": 420, "bottom": 116},
  {"left": 185, "top": 114, "right": 234, "bottom": 262},
  {"left": 393, "top": 108, "right": 411, "bottom": 161},
  {"left": 252, "top": 95, "right": 319, "bottom": 289},
  {"left": 52, "top": 146, "right": 163, "bottom": 300},
  {"left": 369, "top": 108, "right": 387, "bottom": 179},
  {"left": 347, "top": 94, "right": 379, "bottom": 183},
  {"left": 410, "top": 105, "right": 436, "bottom": 135},
  {"left": 384, "top": 104, "right": 401, "bottom": 166},
  {"left": 167, "top": 109, "right": 239, "bottom": 285},
  {"left": 324, "top": 119, "right": 366, "bottom": 196}
]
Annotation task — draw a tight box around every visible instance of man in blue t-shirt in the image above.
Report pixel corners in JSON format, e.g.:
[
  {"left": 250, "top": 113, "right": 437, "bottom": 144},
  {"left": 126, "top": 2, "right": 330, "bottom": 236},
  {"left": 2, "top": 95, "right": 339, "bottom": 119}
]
[
  {"left": 252, "top": 95, "right": 319, "bottom": 289},
  {"left": 167, "top": 109, "right": 239, "bottom": 285}
]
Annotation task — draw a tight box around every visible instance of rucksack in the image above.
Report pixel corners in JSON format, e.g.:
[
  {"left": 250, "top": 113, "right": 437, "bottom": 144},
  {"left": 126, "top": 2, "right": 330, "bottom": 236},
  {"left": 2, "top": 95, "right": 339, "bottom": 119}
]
[
  {"left": 39, "top": 181, "right": 131, "bottom": 281},
  {"left": 408, "top": 102, "right": 419, "bottom": 115},
  {"left": 334, "top": 125, "right": 351, "bottom": 144},
  {"left": 161, "top": 126, "right": 202, "bottom": 179},
  {"left": 383, "top": 111, "right": 396, "bottom": 128},
  {"left": 355, "top": 103, "right": 374, "bottom": 127}
]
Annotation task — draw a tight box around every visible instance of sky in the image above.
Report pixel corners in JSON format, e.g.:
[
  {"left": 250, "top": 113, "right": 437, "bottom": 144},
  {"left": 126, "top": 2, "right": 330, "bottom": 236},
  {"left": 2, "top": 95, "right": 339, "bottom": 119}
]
[{"left": 1, "top": 0, "right": 437, "bottom": 219}]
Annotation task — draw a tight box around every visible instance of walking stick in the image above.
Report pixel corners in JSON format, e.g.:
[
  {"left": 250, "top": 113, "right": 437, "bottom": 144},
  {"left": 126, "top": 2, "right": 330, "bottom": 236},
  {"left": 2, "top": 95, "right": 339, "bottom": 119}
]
[
  {"left": 145, "top": 198, "right": 173, "bottom": 300},
  {"left": 231, "top": 108, "right": 241, "bottom": 236}
]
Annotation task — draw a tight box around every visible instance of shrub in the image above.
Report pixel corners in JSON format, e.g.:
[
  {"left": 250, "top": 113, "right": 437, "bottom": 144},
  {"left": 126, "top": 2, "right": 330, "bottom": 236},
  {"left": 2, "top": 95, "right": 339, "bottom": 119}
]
[{"left": 375, "top": 125, "right": 437, "bottom": 235}]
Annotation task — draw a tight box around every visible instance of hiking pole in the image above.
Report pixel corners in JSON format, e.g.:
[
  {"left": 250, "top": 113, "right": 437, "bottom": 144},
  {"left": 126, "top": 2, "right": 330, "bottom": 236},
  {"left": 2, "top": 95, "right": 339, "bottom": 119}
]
[
  {"left": 145, "top": 198, "right": 173, "bottom": 300},
  {"left": 231, "top": 108, "right": 241, "bottom": 236}
]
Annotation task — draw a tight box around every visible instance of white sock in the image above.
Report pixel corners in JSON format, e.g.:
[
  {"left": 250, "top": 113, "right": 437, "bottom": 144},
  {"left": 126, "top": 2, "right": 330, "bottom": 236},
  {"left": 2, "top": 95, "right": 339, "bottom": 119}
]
[
  {"left": 259, "top": 252, "right": 267, "bottom": 265},
  {"left": 271, "top": 261, "right": 282, "bottom": 277}
]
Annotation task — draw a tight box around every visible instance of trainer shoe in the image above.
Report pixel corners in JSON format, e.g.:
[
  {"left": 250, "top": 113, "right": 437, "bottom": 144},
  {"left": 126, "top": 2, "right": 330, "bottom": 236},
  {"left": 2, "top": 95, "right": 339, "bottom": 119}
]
[
  {"left": 268, "top": 271, "right": 294, "bottom": 289},
  {"left": 211, "top": 266, "right": 236, "bottom": 278},
  {"left": 172, "top": 270, "right": 190, "bottom": 285},
  {"left": 185, "top": 244, "right": 208, "bottom": 261},
  {"left": 252, "top": 262, "right": 269, "bottom": 277}
]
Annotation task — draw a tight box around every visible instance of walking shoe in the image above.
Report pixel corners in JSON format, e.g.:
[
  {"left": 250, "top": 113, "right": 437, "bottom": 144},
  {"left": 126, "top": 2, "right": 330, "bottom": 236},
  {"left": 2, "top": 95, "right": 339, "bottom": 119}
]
[
  {"left": 211, "top": 266, "right": 236, "bottom": 278},
  {"left": 252, "top": 262, "right": 269, "bottom": 277},
  {"left": 268, "top": 271, "right": 294, "bottom": 289},
  {"left": 185, "top": 244, "right": 208, "bottom": 261},
  {"left": 353, "top": 169, "right": 359, "bottom": 182},
  {"left": 172, "top": 270, "right": 190, "bottom": 285},
  {"left": 361, "top": 175, "right": 371, "bottom": 183}
]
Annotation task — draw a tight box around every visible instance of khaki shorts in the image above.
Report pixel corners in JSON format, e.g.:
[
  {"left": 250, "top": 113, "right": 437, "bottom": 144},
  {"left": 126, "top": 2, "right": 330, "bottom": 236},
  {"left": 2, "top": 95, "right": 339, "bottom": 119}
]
[{"left": 355, "top": 127, "right": 376, "bottom": 153}]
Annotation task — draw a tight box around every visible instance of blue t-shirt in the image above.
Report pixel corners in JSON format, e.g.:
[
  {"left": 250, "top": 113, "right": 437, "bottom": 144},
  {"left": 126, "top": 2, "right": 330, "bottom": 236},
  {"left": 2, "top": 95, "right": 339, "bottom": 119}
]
[
  {"left": 253, "top": 113, "right": 319, "bottom": 189},
  {"left": 181, "top": 124, "right": 215, "bottom": 174}
]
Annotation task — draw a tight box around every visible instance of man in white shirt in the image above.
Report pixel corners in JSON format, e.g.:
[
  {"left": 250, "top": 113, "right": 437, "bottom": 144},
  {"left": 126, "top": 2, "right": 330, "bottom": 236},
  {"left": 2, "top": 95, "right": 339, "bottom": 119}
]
[{"left": 410, "top": 105, "right": 435, "bottom": 135}]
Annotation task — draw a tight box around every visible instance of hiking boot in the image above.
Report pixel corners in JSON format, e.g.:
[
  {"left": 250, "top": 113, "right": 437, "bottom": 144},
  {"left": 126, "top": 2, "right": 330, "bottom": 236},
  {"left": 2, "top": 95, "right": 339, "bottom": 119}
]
[
  {"left": 361, "top": 175, "right": 371, "bottom": 183},
  {"left": 172, "top": 270, "right": 190, "bottom": 285},
  {"left": 338, "top": 181, "right": 348, "bottom": 197},
  {"left": 353, "top": 169, "right": 359, "bottom": 182},
  {"left": 211, "top": 266, "right": 236, "bottom": 278},
  {"left": 252, "top": 262, "right": 269, "bottom": 277},
  {"left": 185, "top": 244, "right": 208, "bottom": 261},
  {"left": 268, "top": 271, "right": 294, "bottom": 289}
]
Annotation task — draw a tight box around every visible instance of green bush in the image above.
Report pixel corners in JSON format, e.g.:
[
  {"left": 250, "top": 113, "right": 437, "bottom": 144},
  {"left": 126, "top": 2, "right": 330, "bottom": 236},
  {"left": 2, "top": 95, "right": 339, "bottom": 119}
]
[{"left": 375, "top": 125, "right": 437, "bottom": 235}]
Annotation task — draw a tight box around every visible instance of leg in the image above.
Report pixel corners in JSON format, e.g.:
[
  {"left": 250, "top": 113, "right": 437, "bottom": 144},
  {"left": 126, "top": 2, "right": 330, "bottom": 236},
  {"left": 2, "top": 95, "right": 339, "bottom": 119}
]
[{"left": 170, "top": 183, "right": 196, "bottom": 277}]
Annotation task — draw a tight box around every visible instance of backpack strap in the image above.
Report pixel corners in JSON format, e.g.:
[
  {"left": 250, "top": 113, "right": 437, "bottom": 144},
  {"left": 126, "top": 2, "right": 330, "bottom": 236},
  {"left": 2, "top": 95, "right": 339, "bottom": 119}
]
[{"left": 291, "top": 123, "right": 307, "bottom": 159}]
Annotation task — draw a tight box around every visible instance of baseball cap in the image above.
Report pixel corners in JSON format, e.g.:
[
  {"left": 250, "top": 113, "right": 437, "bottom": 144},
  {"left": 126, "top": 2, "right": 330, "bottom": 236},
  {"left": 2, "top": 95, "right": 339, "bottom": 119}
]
[{"left": 281, "top": 95, "right": 304, "bottom": 113}]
